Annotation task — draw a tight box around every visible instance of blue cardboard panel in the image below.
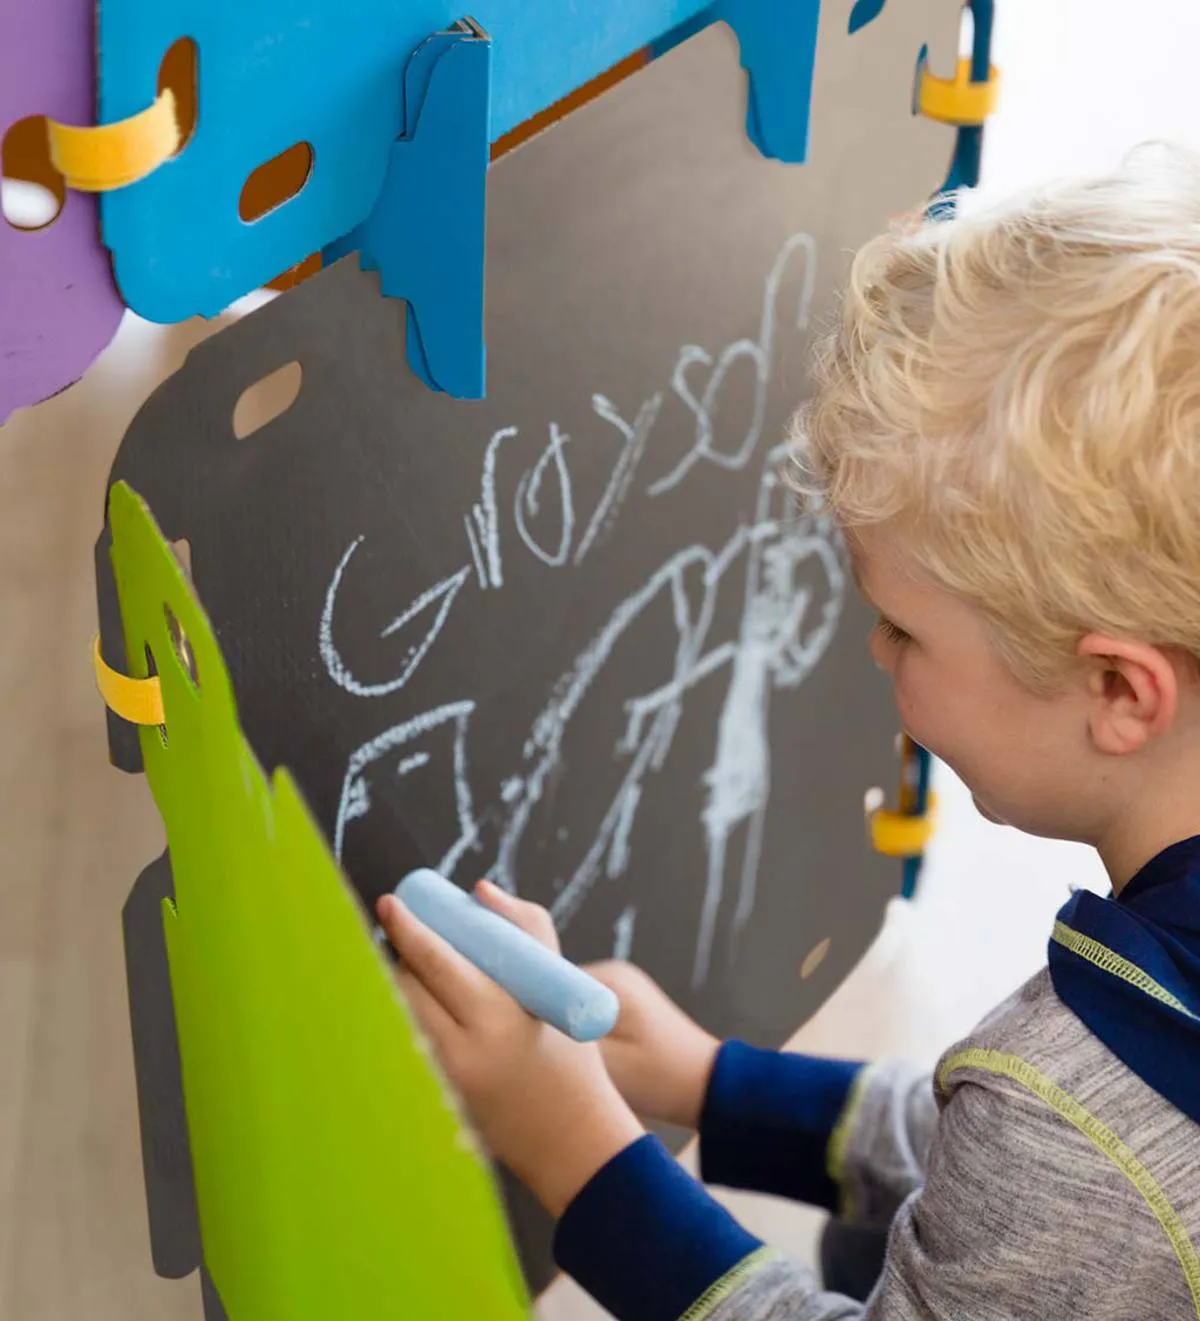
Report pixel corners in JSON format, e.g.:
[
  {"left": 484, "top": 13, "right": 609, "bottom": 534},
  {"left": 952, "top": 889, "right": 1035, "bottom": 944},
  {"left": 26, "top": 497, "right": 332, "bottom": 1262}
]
[
  {"left": 98, "top": 1, "right": 824, "bottom": 325},
  {"left": 98, "top": 2, "right": 703, "bottom": 322}
]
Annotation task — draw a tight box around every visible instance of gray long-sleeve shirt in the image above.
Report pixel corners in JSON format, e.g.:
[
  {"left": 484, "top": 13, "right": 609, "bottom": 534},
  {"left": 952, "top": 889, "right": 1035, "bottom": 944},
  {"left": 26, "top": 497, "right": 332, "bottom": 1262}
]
[
  {"left": 556, "top": 967, "right": 1200, "bottom": 1319},
  {"left": 707, "top": 969, "right": 1200, "bottom": 1320},
  {"left": 557, "top": 839, "right": 1200, "bottom": 1320}
]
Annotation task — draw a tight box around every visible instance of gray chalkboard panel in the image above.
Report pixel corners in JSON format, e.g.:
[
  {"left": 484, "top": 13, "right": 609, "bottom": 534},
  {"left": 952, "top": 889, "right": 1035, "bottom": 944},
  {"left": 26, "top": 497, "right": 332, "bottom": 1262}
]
[{"left": 99, "top": 11, "right": 958, "bottom": 1297}]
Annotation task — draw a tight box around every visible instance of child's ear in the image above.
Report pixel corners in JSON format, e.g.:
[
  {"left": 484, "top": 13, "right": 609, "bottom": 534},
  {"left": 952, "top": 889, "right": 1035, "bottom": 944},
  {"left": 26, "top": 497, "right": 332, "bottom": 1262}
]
[{"left": 1077, "top": 634, "right": 1179, "bottom": 754}]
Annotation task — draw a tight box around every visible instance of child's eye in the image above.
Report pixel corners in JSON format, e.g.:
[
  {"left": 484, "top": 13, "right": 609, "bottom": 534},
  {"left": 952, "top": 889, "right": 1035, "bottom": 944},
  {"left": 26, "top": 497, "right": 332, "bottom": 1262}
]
[{"left": 876, "top": 616, "right": 910, "bottom": 646}]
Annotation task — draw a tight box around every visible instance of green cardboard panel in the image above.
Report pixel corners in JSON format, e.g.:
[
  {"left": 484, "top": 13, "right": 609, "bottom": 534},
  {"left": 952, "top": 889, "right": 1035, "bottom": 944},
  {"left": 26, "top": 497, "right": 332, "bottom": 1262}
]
[{"left": 106, "top": 481, "right": 529, "bottom": 1321}]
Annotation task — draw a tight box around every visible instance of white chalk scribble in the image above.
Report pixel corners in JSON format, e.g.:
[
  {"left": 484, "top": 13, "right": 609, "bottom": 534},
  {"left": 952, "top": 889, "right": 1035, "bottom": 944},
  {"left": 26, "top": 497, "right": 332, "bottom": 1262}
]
[
  {"left": 514, "top": 423, "right": 575, "bottom": 568},
  {"left": 613, "top": 906, "right": 637, "bottom": 960},
  {"left": 320, "top": 538, "right": 471, "bottom": 700},
  {"left": 322, "top": 231, "right": 844, "bottom": 985}
]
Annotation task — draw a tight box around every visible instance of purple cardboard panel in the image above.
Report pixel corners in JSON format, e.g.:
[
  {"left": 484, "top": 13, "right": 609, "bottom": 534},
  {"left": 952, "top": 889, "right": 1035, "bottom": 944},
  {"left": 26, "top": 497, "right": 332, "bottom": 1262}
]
[{"left": 1, "top": 0, "right": 125, "bottom": 423}]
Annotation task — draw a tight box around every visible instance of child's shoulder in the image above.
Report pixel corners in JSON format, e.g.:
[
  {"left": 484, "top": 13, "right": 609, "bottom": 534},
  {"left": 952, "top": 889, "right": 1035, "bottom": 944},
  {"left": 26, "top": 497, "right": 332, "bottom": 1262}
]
[
  {"left": 935, "top": 967, "right": 1199, "bottom": 1248},
  {"left": 939, "top": 966, "right": 1165, "bottom": 1120}
]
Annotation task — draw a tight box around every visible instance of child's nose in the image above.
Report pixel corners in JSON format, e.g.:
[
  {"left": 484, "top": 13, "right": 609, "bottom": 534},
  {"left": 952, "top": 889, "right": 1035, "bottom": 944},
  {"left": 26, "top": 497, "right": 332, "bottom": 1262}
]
[{"left": 868, "top": 627, "right": 892, "bottom": 674}]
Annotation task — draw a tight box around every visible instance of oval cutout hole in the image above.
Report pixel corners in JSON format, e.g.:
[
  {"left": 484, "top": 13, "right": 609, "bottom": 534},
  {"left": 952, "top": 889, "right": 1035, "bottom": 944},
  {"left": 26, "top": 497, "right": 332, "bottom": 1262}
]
[
  {"left": 157, "top": 37, "right": 199, "bottom": 155},
  {"left": 169, "top": 537, "right": 193, "bottom": 580},
  {"left": 233, "top": 361, "right": 302, "bottom": 439},
  {"left": 863, "top": 785, "right": 885, "bottom": 817},
  {"left": 800, "top": 937, "right": 832, "bottom": 981},
  {"left": 239, "top": 142, "right": 313, "bottom": 223},
  {"left": 1, "top": 115, "right": 65, "bottom": 230},
  {"left": 164, "top": 603, "right": 199, "bottom": 688}
]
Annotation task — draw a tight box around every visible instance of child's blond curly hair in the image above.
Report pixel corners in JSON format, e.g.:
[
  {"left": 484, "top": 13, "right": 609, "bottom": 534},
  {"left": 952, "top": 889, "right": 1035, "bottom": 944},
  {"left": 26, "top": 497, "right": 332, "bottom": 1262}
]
[{"left": 792, "top": 144, "right": 1200, "bottom": 691}]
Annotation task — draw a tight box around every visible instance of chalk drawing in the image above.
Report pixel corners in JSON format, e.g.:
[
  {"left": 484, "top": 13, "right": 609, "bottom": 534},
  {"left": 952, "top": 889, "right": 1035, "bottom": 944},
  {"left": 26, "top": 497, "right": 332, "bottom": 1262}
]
[
  {"left": 646, "top": 232, "right": 816, "bottom": 498},
  {"left": 504, "top": 516, "right": 782, "bottom": 930},
  {"left": 693, "top": 442, "right": 846, "bottom": 985},
  {"left": 396, "top": 751, "right": 431, "bottom": 777},
  {"left": 464, "top": 514, "right": 487, "bottom": 588},
  {"left": 320, "top": 538, "right": 471, "bottom": 699},
  {"left": 334, "top": 700, "right": 480, "bottom": 874},
  {"left": 573, "top": 393, "right": 663, "bottom": 565},
  {"left": 514, "top": 423, "right": 575, "bottom": 568},
  {"left": 496, "top": 537, "right": 737, "bottom": 916},
  {"left": 613, "top": 906, "right": 637, "bottom": 960},
  {"left": 321, "top": 231, "right": 844, "bottom": 985},
  {"left": 471, "top": 426, "right": 516, "bottom": 589}
]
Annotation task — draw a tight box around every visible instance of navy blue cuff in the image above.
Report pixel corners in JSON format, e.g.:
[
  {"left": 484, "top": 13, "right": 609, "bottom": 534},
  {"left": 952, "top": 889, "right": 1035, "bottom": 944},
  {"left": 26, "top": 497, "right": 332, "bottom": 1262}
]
[
  {"left": 554, "top": 1134, "right": 763, "bottom": 1321},
  {"left": 699, "top": 1040, "right": 864, "bottom": 1211}
]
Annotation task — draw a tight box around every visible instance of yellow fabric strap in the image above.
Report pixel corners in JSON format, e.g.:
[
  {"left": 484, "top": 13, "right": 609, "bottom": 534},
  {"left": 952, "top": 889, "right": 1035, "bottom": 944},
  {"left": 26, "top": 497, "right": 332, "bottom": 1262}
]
[
  {"left": 93, "top": 636, "right": 165, "bottom": 726},
  {"left": 870, "top": 794, "right": 937, "bottom": 858},
  {"left": 918, "top": 56, "right": 1001, "bottom": 126},
  {"left": 938, "top": 1048, "right": 1200, "bottom": 1318},
  {"left": 47, "top": 90, "right": 180, "bottom": 192}
]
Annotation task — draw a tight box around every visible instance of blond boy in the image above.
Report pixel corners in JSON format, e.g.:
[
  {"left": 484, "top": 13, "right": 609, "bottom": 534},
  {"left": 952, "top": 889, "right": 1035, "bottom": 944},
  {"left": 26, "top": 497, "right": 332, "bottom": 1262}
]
[{"left": 378, "top": 148, "right": 1200, "bottom": 1319}]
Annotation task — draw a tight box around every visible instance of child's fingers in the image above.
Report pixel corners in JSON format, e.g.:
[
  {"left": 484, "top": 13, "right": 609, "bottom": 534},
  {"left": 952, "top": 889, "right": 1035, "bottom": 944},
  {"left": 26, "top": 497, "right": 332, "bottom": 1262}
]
[
  {"left": 582, "top": 960, "right": 653, "bottom": 1019},
  {"left": 376, "top": 894, "right": 492, "bottom": 1026},
  {"left": 474, "top": 880, "right": 560, "bottom": 953},
  {"left": 395, "top": 965, "right": 458, "bottom": 1051},
  {"left": 583, "top": 959, "right": 635, "bottom": 988}
]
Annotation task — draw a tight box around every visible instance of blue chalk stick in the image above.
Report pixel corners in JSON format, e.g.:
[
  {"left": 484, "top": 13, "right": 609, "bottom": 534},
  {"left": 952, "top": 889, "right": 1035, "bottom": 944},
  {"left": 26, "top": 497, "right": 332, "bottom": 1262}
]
[{"left": 391, "top": 870, "right": 620, "bottom": 1043}]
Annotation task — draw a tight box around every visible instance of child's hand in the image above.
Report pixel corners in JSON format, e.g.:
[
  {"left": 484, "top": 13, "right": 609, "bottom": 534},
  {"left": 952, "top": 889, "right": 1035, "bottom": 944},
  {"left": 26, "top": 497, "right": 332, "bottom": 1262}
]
[
  {"left": 585, "top": 961, "right": 720, "bottom": 1129},
  {"left": 377, "top": 882, "right": 644, "bottom": 1216}
]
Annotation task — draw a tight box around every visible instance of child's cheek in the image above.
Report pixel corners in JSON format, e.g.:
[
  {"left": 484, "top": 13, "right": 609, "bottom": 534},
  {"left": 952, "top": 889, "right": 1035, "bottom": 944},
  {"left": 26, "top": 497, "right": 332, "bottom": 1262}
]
[{"left": 889, "top": 656, "right": 924, "bottom": 742}]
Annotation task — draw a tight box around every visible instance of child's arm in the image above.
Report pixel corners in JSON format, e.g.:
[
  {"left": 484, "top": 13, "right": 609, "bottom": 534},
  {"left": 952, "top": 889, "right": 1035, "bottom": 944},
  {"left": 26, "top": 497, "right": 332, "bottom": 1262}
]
[
  {"left": 556, "top": 1061, "right": 1138, "bottom": 1321},
  {"left": 701, "top": 1047, "right": 934, "bottom": 1227},
  {"left": 378, "top": 890, "right": 1135, "bottom": 1321},
  {"left": 590, "top": 961, "right": 936, "bottom": 1225}
]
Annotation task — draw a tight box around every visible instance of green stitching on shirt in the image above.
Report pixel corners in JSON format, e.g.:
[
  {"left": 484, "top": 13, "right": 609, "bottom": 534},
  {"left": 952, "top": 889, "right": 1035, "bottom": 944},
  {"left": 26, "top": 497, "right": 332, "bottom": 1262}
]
[
  {"left": 825, "top": 1061, "right": 877, "bottom": 1222},
  {"left": 1051, "top": 921, "right": 1200, "bottom": 1021},
  {"left": 678, "top": 1246, "right": 777, "bottom": 1321},
  {"left": 938, "top": 1048, "right": 1200, "bottom": 1319}
]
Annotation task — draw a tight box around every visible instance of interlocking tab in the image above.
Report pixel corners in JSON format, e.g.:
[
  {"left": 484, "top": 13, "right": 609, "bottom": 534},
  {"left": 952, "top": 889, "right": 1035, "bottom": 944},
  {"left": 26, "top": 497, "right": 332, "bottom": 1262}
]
[{"left": 326, "top": 20, "right": 492, "bottom": 399}]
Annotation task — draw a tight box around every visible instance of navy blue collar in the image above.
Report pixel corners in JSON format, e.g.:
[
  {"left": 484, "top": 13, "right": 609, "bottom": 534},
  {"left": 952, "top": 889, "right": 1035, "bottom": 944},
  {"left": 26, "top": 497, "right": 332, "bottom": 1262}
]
[{"left": 1049, "top": 835, "right": 1200, "bottom": 1125}]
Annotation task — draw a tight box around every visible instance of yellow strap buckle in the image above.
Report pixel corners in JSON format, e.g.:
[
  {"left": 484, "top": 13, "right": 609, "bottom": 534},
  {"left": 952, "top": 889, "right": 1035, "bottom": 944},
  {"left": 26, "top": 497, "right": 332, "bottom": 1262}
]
[
  {"left": 93, "top": 636, "right": 165, "bottom": 726},
  {"left": 917, "top": 57, "right": 1000, "bottom": 127},
  {"left": 48, "top": 90, "right": 180, "bottom": 192},
  {"left": 870, "top": 794, "right": 937, "bottom": 858}
]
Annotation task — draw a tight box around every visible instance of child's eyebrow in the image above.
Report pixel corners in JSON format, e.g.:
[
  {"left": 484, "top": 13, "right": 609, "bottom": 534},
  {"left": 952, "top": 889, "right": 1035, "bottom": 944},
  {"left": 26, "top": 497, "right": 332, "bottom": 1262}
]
[{"left": 847, "top": 556, "right": 912, "bottom": 632}]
